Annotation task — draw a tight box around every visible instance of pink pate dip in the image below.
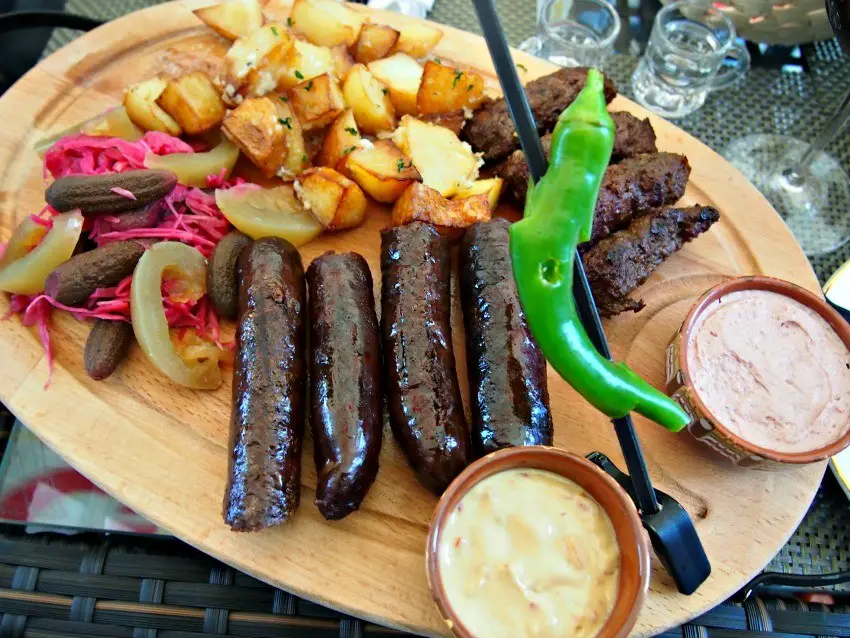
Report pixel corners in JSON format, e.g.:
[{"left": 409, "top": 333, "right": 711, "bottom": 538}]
[{"left": 687, "top": 289, "right": 850, "bottom": 454}]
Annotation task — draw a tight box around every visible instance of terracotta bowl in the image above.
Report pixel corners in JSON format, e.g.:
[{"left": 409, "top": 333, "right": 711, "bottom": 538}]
[
  {"left": 666, "top": 276, "right": 850, "bottom": 468},
  {"left": 425, "top": 446, "right": 651, "bottom": 638}
]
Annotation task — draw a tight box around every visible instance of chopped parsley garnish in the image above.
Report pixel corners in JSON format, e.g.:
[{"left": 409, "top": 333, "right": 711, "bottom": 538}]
[
  {"left": 382, "top": 87, "right": 389, "bottom": 95},
  {"left": 279, "top": 96, "right": 289, "bottom": 102},
  {"left": 304, "top": 80, "right": 314, "bottom": 91},
  {"left": 467, "top": 84, "right": 474, "bottom": 91},
  {"left": 287, "top": 17, "right": 294, "bottom": 27},
  {"left": 434, "top": 57, "right": 442, "bottom": 64},
  {"left": 342, "top": 146, "right": 357, "bottom": 155},
  {"left": 302, "top": 154, "right": 308, "bottom": 162},
  {"left": 452, "top": 69, "right": 463, "bottom": 89},
  {"left": 271, "top": 26, "right": 279, "bottom": 36},
  {"left": 517, "top": 63, "right": 528, "bottom": 72},
  {"left": 278, "top": 117, "right": 292, "bottom": 129},
  {"left": 397, "top": 159, "right": 412, "bottom": 172},
  {"left": 295, "top": 70, "right": 304, "bottom": 80},
  {"left": 345, "top": 127, "right": 358, "bottom": 135}
]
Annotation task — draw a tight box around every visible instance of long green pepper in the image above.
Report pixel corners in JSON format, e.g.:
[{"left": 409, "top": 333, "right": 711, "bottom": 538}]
[{"left": 510, "top": 69, "right": 690, "bottom": 432}]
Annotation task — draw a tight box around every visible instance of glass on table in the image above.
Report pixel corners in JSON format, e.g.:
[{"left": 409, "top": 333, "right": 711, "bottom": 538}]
[
  {"left": 723, "top": 0, "right": 850, "bottom": 257},
  {"left": 631, "top": 0, "right": 750, "bottom": 119},
  {"left": 519, "top": 0, "right": 621, "bottom": 68}
]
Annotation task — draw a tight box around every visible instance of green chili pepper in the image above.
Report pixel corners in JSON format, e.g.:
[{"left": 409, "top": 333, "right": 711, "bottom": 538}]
[{"left": 510, "top": 69, "right": 690, "bottom": 432}]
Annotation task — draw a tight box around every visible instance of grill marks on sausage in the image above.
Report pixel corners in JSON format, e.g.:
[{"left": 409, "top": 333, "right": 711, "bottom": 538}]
[
  {"left": 381, "top": 222, "right": 469, "bottom": 494},
  {"left": 307, "top": 252, "right": 382, "bottom": 520},
  {"left": 459, "top": 219, "right": 552, "bottom": 456},
  {"left": 224, "top": 238, "right": 306, "bottom": 531}
]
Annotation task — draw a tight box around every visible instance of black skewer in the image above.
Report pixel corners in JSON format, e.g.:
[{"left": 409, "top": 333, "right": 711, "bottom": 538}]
[
  {"left": 470, "top": 0, "right": 659, "bottom": 515},
  {"left": 471, "top": 0, "right": 712, "bottom": 596}
]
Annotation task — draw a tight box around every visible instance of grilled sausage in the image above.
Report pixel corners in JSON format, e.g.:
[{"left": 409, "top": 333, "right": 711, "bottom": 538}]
[
  {"left": 380, "top": 222, "right": 469, "bottom": 493},
  {"left": 224, "top": 238, "right": 307, "bottom": 531},
  {"left": 307, "top": 252, "right": 382, "bottom": 520},
  {"left": 459, "top": 219, "right": 553, "bottom": 456},
  {"left": 45, "top": 240, "right": 145, "bottom": 306}
]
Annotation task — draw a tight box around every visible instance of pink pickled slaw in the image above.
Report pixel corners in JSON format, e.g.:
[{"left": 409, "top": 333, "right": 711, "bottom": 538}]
[{"left": 4, "top": 132, "right": 242, "bottom": 383}]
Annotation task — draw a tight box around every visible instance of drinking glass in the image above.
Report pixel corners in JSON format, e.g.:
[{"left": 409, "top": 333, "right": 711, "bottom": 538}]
[
  {"left": 723, "top": 0, "right": 850, "bottom": 257},
  {"left": 631, "top": 0, "right": 750, "bottom": 119},
  {"left": 519, "top": 0, "right": 621, "bottom": 68}
]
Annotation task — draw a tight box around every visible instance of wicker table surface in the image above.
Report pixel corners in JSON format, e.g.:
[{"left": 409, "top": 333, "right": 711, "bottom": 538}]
[{"left": 12, "top": 0, "right": 850, "bottom": 635}]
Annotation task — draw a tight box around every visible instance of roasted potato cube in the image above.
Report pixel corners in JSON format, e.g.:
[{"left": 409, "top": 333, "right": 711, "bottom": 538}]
[
  {"left": 295, "top": 167, "right": 367, "bottom": 230},
  {"left": 452, "top": 177, "right": 503, "bottom": 210},
  {"left": 124, "top": 77, "right": 182, "bottom": 136},
  {"left": 330, "top": 45, "right": 355, "bottom": 82},
  {"left": 221, "top": 96, "right": 308, "bottom": 178},
  {"left": 287, "top": 73, "right": 346, "bottom": 131},
  {"left": 342, "top": 64, "right": 395, "bottom": 135},
  {"left": 289, "top": 0, "right": 364, "bottom": 47},
  {"left": 367, "top": 53, "right": 422, "bottom": 117},
  {"left": 393, "top": 183, "right": 490, "bottom": 229},
  {"left": 276, "top": 39, "right": 336, "bottom": 90},
  {"left": 339, "top": 139, "right": 420, "bottom": 203},
  {"left": 224, "top": 23, "right": 293, "bottom": 101},
  {"left": 416, "top": 61, "right": 486, "bottom": 116},
  {"left": 157, "top": 72, "right": 226, "bottom": 135},
  {"left": 316, "top": 108, "right": 360, "bottom": 169},
  {"left": 193, "top": 0, "right": 263, "bottom": 40},
  {"left": 354, "top": 23, "right": 400, "bottom": 64},
  {"left": 392, "top": 115, "right": 481, "bottom": 197},
  {"left": 391, "top": 22, "right": 443, "bottom": 58}
]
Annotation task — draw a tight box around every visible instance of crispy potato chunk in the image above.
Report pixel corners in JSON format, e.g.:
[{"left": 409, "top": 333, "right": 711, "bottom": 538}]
[
  {"left": 416, "top": 61, "right": 486, "bottom": 115},
  {"left": 452, "top": 177, "right": 503, "bottom": 210},
  {"left": 330, "top": 45, "right": 355, "bottom": 82},
  {"left": 223, "top": 23, "right": 294, "bottom": 102},
  {"left": 289, "top": 0, "right": 364, "bottom": 47},
  {"left": 295, "top": 167, "right": 367, "bottom": 230},
  {"left": 391, "top": 22, "right": 443, "bottom": 58},
  {"left": 339, "top": 139, "right": 420, "bottom": 203},
  {"left": 392, "top": 115, "right": 481, "bottom": 197},
  {"left": 157, "top": 72, "right": 226, "bottom": 135},
  {"left": 353, "top": 23, "right": 400, "bottom": 64},
  {"left": 276, "top": 39, "right": 336, "bottom": 90},
  {"left": 316, "top": 109, "right": 360, "bottom": 169},
  {"left": 392, "top": 182, "right": 490, "bottom": 229},
  {"left": 193, "top": 0, "right": 263, "bottom": 40},
  {"left": 288, "top": 73, "right": 346, "bottom": 131},
  {"left": 124, "top": 77, "right": 182, "bottom": 136},
  {"left": 221, "top": 96, "right": 308, "bottom": 178},
  {"left": 367, "top": 53, "right": 422, "bottom": 117},
  {"left": 342, "top": 64, "right": 395, "bottom": 135}
]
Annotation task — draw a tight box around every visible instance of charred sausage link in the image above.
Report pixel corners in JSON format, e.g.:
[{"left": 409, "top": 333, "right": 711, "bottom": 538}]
[
  {"left": 224, "top": 238, "right": 307, "bottom": 531},
  {"left": 380, "top": 222, "right": 470, "bottom": 494},
  {"left": 307, "top": 251, "right": 382, "bottom": 520},
  {"left": 459, "top": 219, "right": 553, "bottom": 456}
]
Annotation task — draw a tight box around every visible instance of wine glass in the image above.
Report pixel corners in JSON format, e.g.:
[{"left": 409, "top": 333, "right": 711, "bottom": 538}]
[{"left": 723, "top": 0, "right": 850, "bottom": 257}]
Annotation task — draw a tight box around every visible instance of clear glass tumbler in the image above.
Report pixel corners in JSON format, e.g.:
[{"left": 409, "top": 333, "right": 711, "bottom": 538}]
[
  {"left": 518, "top": 0, "right": 621, "bottom": 69},
  {"left": 631, "top": 0, "right": 750, "bottom": 118}
]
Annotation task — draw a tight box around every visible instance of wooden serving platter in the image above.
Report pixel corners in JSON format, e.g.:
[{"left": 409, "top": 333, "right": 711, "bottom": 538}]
[{"left": 0, "top": 2, "right": 825, "bottom": 635}]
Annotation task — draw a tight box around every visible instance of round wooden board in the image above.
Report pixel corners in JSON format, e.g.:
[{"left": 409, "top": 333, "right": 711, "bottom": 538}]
[{"left": 0, "top": 2, "right": 826, "bottom": 635}]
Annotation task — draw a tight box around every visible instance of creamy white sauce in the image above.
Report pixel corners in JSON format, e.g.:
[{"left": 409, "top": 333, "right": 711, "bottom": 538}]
[{"left": 438, "top": 468, "right": 619, "bottom": 638}]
